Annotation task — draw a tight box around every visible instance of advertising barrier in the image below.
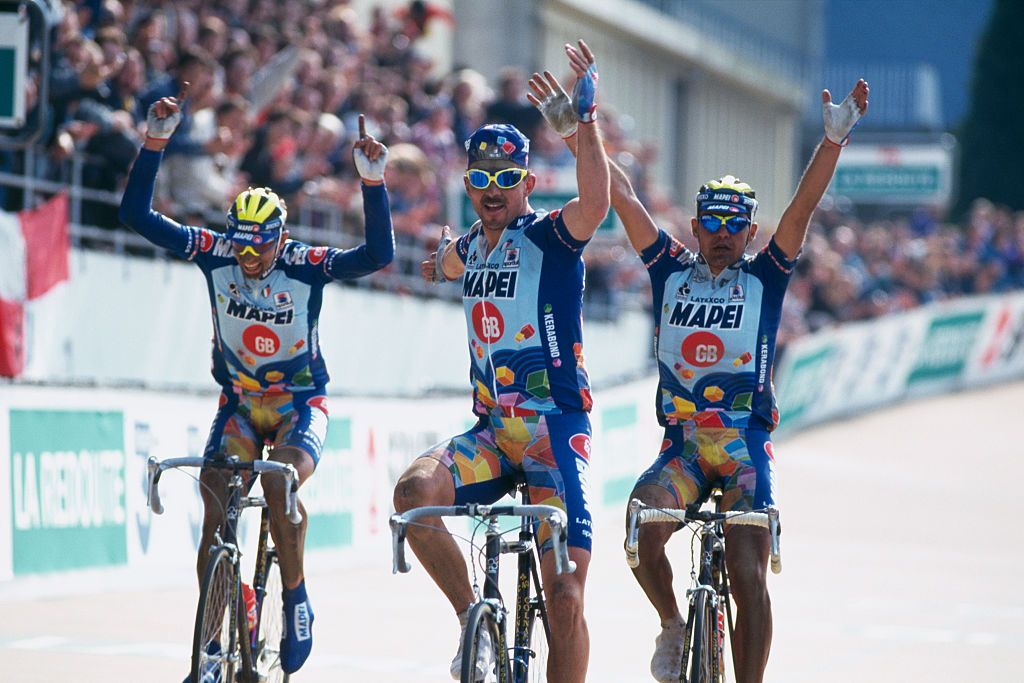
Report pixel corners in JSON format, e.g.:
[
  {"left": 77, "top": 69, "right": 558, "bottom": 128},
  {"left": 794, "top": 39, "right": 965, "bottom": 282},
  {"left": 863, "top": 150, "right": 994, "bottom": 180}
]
[{"left": 2, "top": 293, "right": 1021, "bottom": 589}]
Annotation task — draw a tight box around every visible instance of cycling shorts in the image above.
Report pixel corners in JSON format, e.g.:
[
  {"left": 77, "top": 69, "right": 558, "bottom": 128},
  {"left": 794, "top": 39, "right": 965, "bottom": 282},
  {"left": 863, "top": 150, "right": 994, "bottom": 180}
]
[
  {"left": 426, "top": 411, "right": 593, "bottom": 553},
  {"left": 634, "top": 425, "right": 776, "bottom": 513},
  {"left": 204, "top": 389, "right": 329, "bottom": 466}
]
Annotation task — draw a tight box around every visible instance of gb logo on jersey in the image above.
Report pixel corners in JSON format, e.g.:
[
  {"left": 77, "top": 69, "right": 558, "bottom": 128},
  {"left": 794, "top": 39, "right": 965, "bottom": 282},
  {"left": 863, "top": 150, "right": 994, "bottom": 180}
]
[
  {"left": 471, "top": 301, "right": 504, "bottom": 343},
  {"left": 243, "top": 324, "right": 281, "bottom": 357},
  {"left": 681, "top": 331, "right": 724, "bottom": 368}
]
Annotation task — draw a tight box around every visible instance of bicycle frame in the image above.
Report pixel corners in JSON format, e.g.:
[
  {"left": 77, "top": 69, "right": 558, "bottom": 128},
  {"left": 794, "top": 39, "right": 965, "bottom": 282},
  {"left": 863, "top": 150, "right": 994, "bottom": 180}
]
[
  {"left": 147, "top": 455, "right": 301, "bottom": 682},
  {"left": 625, "top": 496, "right": 781, "bottom": 683},
  {"left": 390, "top": 486, "right": 573, "bottom": 682}
]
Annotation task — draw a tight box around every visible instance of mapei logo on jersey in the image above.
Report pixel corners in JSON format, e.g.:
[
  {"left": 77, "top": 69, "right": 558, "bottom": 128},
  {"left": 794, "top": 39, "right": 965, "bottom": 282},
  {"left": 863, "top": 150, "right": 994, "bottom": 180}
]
[
  {"left": 284, "top": 246, "right": 328, "bottom": 267},
  {"left": 463, "top": 269, "right": 518, "bottom": 299},
  {"left": 226, "top": 298, "right": 294, "bottom": 325},
  {"left": 668, "top": 300, "right": 744, "bottom": 329},
  {"left": 199, "top": 230, "right": 234, "bottom": 258},
  {"left": 711, "top": 193, "right": 741, "bottom": 202}
]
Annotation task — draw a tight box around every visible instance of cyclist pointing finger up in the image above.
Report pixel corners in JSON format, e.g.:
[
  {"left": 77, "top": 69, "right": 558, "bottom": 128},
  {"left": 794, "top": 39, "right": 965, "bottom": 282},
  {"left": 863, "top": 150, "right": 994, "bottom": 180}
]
[{"left": 119, "top": 94, "right": 395, "bottom": 678}]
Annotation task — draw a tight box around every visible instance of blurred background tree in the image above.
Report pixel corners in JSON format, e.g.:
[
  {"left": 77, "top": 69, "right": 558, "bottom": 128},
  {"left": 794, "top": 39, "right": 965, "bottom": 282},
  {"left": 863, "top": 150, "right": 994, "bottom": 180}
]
[{"left": 955, "top": 0, "right": 1024, "bottom": 217}]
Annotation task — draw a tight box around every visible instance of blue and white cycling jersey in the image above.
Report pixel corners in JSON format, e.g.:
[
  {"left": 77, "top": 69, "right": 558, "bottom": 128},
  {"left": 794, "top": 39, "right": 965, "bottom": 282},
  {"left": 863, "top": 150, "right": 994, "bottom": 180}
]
[
  {"left": 119, "top": 149, "right": 394, "bottom": 394},
  {"left": 454, "top": 209, "right": 592, "bottom": 416},
  {"left": 641, "top": 229, "right": 798, "bottom": 431}
]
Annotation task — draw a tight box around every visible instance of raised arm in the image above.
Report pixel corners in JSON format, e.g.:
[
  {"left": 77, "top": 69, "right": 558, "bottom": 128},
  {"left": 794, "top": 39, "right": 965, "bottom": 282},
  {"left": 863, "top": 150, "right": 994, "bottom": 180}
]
[
  {"left": 529, "top": 71, "right": 659, "bottom": 254},
  {"left": 118, "top": 85, "right": 193, "bottom": 252},
  {"left": 327, "top": 113, "right": 396, "bottom": 276},
  {"left": 554, "top": 41, "right": 610, "bottom": 242},
  {"left": 774, "top": 79, "right": 869, "bottom": 259}
]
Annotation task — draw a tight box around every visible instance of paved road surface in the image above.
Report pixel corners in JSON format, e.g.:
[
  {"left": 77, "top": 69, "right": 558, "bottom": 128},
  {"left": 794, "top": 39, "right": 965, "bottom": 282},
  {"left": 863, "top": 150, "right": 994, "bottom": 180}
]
[{"left": 3, "top": 382, "right": 1022, "bottom": 682}]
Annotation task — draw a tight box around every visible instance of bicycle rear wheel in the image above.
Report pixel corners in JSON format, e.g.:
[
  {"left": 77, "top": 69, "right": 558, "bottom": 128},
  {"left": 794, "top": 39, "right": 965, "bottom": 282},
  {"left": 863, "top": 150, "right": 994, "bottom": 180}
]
[
  {"left": 191, "top": 545, "right": 240, "bottom": 683},
  {"left": 255, "top": 549, "right": 289, "bottom": 682},
  {"left": 461, "top": 601, "right": 505, "bottom": 683}
]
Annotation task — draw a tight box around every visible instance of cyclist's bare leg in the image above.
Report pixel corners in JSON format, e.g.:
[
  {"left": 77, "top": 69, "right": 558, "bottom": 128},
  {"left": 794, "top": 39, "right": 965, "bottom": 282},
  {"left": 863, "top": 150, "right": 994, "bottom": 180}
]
[
  {"left": 392, "top": 453, "right": 475, "bottom": 613},
  {"left": 540, "top": 547, "right": 590, "bottom": 683},
  {"left": 196, "top": 468, "right": 233, "bottom": 583},
  {"left": 263, "top": 445, "right": 315, "bottom": 589},
  {"left": 724, "top": 525, "right": 771, "bottom": 683},
  {"left": 628, "top": 484, "right": 683, "bottom": 624}
]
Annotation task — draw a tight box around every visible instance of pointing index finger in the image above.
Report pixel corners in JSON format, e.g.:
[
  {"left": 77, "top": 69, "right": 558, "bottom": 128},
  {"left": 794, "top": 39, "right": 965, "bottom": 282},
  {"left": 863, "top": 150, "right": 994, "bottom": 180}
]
[{"left": 358, "top": 114, "right": 367, "bottom": 140}]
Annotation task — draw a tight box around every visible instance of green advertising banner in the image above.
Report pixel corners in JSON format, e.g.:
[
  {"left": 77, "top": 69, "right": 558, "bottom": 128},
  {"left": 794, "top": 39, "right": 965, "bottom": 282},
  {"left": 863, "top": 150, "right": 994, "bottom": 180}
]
[
  {"left": 776, "top": 344, "right": 838, "bottom": 425},
  {"left": 907, "top": 310, "right": 985, "bottom": 384},
  {"left": 10, "top": 410, "right": 127, "bottom": 575},
  {"left": 302, "top": 417, "right": 354, "bottom": 549}
]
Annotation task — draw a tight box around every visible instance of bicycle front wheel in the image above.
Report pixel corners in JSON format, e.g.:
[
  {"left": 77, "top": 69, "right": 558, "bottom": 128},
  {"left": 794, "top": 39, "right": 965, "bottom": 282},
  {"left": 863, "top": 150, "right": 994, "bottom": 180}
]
[
  {"left": 687, "top": 590, "right": 722, "bottom": 683},
  {"left": 192, "top": 545, "right": 240, "bottom": 683},
  {"left": 461, "top": 601, "right": 505, "bottom": 683},
  {"left": 525, "top": 602, "right": 548, "bottom": 683},
  {"left": 255, "top": 549, "right": 289, "bottom": 683}
]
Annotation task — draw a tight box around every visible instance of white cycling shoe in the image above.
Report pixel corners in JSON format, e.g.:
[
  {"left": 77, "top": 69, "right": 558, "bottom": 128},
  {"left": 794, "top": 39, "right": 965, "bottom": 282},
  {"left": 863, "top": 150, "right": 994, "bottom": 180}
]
[
  {"left": 450, "top": 607, "right": 495, "bottom": 681},
  {"left": 651, "top": 614, "right": 687, "bottom": 683}
]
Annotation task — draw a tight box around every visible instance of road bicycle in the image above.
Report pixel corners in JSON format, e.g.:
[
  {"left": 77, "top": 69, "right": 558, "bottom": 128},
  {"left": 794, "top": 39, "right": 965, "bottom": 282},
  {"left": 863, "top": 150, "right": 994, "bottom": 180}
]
[
  {"left": 147, "top": 454, "right": 302, "bottom": 683},
  {"left": 390, "top": 483, "right": 576, "bottom": 683},
  {"left": 625, "top": 493, "right": 781, "bottom": 683}
]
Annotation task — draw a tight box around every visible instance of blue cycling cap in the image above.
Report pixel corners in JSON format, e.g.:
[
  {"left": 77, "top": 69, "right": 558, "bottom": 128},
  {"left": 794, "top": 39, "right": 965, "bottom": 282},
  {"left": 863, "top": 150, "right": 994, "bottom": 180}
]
[
  {"left": 695, "top": 175, "right": 758, "bottom": 218},
  {"left": 465, "top": 124, "right": 530, "bottom": 168}
]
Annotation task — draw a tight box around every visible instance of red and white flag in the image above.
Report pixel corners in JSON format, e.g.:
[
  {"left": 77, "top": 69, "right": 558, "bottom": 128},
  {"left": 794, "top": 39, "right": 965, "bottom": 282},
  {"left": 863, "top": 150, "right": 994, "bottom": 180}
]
[{"left": 0, "top": 193, "right": 69, "bottom": 377}]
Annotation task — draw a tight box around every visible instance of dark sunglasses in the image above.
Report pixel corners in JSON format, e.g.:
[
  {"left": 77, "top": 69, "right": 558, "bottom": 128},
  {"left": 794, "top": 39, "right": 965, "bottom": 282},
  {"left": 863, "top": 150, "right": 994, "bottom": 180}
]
[
  {"left": 699, "top": 213, "right": 751, "bottom": 234},
  {"left": 465, "top": 167, "right": 529, "bottom": 190}
]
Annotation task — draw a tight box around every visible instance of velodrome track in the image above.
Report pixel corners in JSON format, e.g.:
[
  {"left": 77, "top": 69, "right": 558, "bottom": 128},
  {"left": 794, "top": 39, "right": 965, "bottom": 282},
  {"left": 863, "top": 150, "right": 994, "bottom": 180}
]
[{"left": 1, "top": 381, "right": 1021, "bottom": 682}]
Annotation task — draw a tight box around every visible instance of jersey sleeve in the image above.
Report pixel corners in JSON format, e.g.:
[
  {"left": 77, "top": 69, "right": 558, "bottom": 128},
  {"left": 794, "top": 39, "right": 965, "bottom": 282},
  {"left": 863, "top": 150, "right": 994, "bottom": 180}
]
[
  {"left": 117, "top": 148, "right": 195, "bottom": 258},
  {"left": 453, "top": 224, "right": 480, "bottom": 265},
  {"left": 524, "top": 209, "right": 590, "bottom": 257},
  {"left": 320, "top": 183, "right": 396, "bottom": 280},
  {"left": 639, "top": 228, "right": 690, "bottom": 283},
  {"left": 748, "top": 236, "right": 800, "bottom": 290}
]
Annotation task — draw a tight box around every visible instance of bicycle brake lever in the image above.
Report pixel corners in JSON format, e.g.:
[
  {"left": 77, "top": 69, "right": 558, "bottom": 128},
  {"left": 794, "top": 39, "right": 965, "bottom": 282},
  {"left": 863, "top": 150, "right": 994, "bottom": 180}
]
[{"left": 146, "top": 456, "right": 164, "bottom": 515}]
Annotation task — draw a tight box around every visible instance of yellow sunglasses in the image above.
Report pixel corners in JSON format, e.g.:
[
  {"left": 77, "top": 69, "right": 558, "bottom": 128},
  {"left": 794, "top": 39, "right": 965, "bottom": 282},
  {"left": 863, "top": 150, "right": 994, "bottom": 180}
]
[{"left": 465, "top": 167, "right": 529, "bottom": 190}]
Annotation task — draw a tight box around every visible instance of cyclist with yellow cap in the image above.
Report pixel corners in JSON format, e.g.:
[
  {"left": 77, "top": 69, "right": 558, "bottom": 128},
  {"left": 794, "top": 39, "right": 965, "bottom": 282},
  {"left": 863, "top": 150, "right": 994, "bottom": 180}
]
[
  {"left": 531, "top": 62, "right": 868, "bottom": 683},
  {"left": 119, "top": 88, "right": 394, "bottom": 679}
]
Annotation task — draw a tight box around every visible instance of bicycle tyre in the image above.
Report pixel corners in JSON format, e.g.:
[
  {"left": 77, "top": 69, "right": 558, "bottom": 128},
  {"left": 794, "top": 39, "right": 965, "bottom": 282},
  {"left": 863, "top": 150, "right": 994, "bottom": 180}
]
[
  {"left": 687, "top": 590, "right": 717, "bottom": 683},
  {"left": 461, "top": 601, "right": 504, "bottom": 683},
  {"left": 191, "top": 545, "right": 239, "bottom": 683},
  {"left": 255, "top": 549, "right": 289, "bottom": 683},
  {"left": 524, "top": 601, "right": 548, "bottom": 683}
]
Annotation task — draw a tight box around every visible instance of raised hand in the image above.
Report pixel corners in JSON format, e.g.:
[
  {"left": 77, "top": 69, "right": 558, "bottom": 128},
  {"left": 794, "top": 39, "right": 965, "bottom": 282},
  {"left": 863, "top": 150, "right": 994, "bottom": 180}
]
[
  {"left": 421, "top": 224, "right": 454, "bottom": 283},
  {"left": 565, "top": 40, "right": 599, "bottom": 124},
  {"left": 823, "top": 79, "right": 869, "bottom": 146},
  {"left": 145, "top": 81, "right": 189, "bottom": 142},
  {"left": 352, "top": 114, "right": 389, "bottom": 183},
  {"left": 527, "top": 71, "right": 578, "bottom": 138}
]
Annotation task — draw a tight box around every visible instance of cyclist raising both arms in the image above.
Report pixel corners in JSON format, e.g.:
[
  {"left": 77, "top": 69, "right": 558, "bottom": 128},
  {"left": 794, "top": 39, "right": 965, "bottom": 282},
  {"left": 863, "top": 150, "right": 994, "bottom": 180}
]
[
  {"left": 118, "top": 88, "right": 395, "bottom": 678},
  {"left": 531, "top": 59, "right": 868, "bottom": 682},
  {"left": 396, "top": 40, "right": 609, "bottom": 683}
]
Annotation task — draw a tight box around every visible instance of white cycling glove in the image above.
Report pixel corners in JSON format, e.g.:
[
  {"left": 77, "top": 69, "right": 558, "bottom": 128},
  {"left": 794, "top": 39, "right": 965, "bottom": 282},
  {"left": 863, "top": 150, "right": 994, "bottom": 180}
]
[
  {"left": 432, "top": 225, "right": 454, "bottom": 283},
  {"left": 536, "top": 88, "right": 578, "bottom": 139},
  {"left": 354, "top": 144, "right": 389, "bottom": 182},
  {"left": 823, "top": 91, "right": 863, "bottom": 146},
  {"left": 145, "top": 102, "right": 181, "bottom": 141}
]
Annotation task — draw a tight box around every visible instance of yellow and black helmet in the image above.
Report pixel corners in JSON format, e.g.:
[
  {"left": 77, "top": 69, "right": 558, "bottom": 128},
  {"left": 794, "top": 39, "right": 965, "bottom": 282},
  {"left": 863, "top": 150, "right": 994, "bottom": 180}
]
[
  {"left": 695, "top": 175, "right": 758, "bottom": 217},
  {"left": 226, "top": 187, "right": 288, "bottom": 242}
]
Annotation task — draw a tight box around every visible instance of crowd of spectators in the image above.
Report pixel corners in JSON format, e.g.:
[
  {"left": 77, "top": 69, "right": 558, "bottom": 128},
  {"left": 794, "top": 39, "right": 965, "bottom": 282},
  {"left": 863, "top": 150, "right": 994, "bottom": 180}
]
[{"left": 2, "top": 0, "right": 1022, "bottom": 334}]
